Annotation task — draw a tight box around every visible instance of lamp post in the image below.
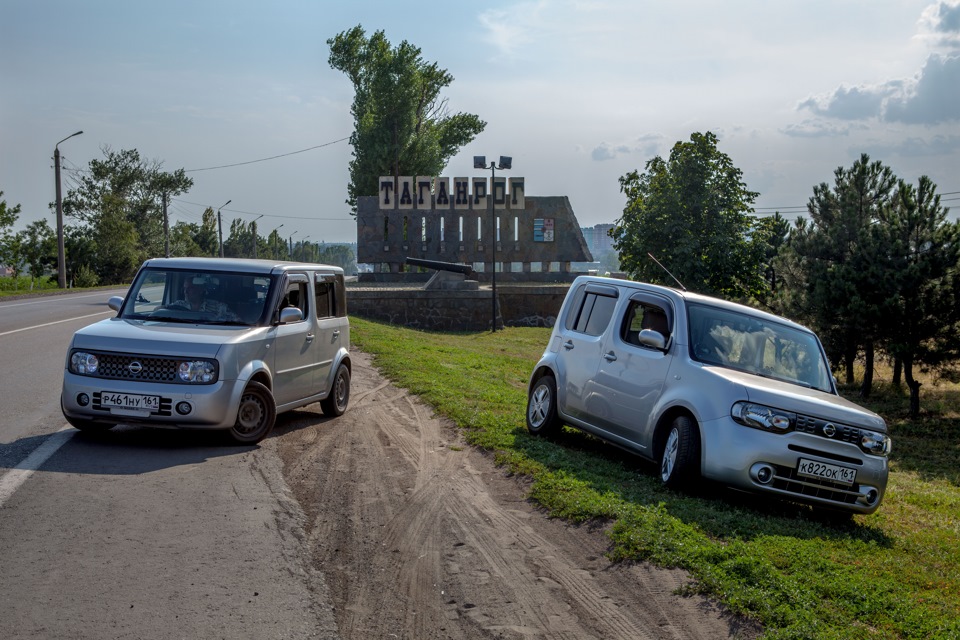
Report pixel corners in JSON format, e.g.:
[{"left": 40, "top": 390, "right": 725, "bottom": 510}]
[
  {"left": 217, "top": 199, "right": 231, "bottom": 257},
  {"left": 251, "top": 214, "right": 263, "bottom": 258},
  {"left": 473, "top": 155, "right": 512, "bottom": 331},
  {"left": 54, "top": 130, "right": 83, "bottom": 288},
  {"left": 288, "top": 230, "right": 298, "bottom": 258},
  {"left": 272, "top": 223, "right": 284, "bottom": 258}
]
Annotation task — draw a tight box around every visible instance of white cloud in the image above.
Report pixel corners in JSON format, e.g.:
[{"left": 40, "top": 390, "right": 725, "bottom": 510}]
[
  {"left": 918, "top": 1, "right": 960, "bottom": 49},
  {"left": 885, "top": 54, "right": 960, "bottom": 124}
]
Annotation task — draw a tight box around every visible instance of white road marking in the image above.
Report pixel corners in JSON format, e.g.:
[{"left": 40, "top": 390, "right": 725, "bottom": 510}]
[
  {"left": 0, "top": 427, "right": 74, "bottom": 507},
  {"left": 0, "top": 292, "right": 123, "bottom": 308},
  {"left": 0, "top": 311, "right": 112, "bottom": 338}
]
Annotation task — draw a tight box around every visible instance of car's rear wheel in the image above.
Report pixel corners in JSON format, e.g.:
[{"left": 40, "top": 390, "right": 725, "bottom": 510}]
[
  {"left": 660, "top": 415, "right": 700, "bottom": 488},
  {"left": 320, "top": 363, "right": 350, "bottom": 417},
  {"left": 527, "top": 374, "right": 561, "bottom": 436},
  {"left": 229, "top": 381, "right": 276, "bottom": 444}
]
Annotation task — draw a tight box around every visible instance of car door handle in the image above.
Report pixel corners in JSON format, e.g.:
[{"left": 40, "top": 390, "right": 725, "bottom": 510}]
[
  {"left": 332, "top": 330, "right": 340, "bottom": 339},
  {"left": 306, "top": 333, "right": 315, "bottom": 342},
  {"left": 563, "top": 340, "right": 575, "bottom": 350},
  {"left": 604, "top": 351, "right": 617, "bottom": 362}
]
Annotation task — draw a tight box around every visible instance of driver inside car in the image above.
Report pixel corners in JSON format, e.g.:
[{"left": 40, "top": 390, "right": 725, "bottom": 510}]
[{"left": 172, "top": 277, "right": 239, "bottom": 321}]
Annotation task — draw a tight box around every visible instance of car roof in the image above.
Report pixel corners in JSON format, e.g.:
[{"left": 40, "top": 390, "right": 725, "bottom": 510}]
[
  {"left": 140, "top": 257, "right": 344, "bottom": 275},
  {"left": 573, "top": 275, "right": 813, "bottom": 334}
]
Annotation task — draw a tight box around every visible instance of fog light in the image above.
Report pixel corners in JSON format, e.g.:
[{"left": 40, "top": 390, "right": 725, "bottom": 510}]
[
  {"left": 750, "top": 463, "right": 776, "bottom": 485},
  {"left": 77, "top": 393, "right": 90, "bottom": 407},
  {"left": 176, "top": 402, "right": 192, "bottom": 416},
  {"left": 865, "top": 488, "right": 879, "bottom": 506}
]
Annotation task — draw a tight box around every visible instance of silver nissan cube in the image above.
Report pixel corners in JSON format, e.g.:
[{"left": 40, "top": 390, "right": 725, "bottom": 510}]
[
  {"left": 526, "top": 276, "right": 890, "bottom": 514},
  {"left": 62, "top": 257, "right": 351, "bottom": 444}
]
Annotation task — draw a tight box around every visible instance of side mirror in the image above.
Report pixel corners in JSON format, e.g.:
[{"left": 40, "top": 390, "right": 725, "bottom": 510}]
[
  {"left": 637, "top": 328, "right": 668, "bottom": 351},
  {"left": 108, "top": 296, "right": 124, "bottom": 312},
  {"left": 278, "top": 307, "right": 303, "bottom": 324}
]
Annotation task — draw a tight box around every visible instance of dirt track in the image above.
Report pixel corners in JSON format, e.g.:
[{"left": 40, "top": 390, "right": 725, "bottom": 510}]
[{"left": 272, "top": 349, "right": 759, "bottom": 639}]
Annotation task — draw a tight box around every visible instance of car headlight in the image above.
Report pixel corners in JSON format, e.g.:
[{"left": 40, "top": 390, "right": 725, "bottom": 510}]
[
  {"left": 70, "top": 351, "right": 99, "bottom": 375},
  {"left": 731, "top": 401, "right": 794, "bottom": 431},
  {"left": 861, "top": 430, "right": 892, "bottom": 456},
  {"left": 178, "top": 360, "right": 218, "bottom": 383}
]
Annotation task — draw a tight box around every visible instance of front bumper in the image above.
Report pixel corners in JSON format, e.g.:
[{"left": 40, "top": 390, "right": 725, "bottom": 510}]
[
  {"left": 700, "top": 416, "right": 889, "bottom": 514},
  {"left": 61, "top": 372, "right": 243, "bottom": 430}
]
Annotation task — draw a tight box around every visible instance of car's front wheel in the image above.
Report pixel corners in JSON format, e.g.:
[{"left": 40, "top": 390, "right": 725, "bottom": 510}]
[
  {"left": 527, "top": 374, "right": 561, "bottom": 436},
  {"left": 659, "top": 415, "right": 700, "bottom": 488},
  {"left": 229, "top": 381, "right": 276, "bottom": 444},
  {"left": 320, "top": 363, "right": 350, "bottom": 417}
]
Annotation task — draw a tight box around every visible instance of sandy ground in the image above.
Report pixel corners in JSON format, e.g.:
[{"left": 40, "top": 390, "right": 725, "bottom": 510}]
[{"left": 272, "top": 349, "right": 761, "bottom": 639}]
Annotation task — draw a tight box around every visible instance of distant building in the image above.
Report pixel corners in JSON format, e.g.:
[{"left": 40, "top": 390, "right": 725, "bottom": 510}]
[{"left": 581, "top": 223, "right": 615, "bottom": 254}]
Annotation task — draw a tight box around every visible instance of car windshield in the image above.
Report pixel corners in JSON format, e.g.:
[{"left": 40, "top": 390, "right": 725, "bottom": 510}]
[
  {"left": 687, "top": 303, "right": 833, "bottom": 393},
  {"left": 121, "top": 268, "right": 275, "bottom": 326}
]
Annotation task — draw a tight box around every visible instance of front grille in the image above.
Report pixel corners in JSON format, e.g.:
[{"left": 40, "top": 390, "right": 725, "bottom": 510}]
[
  {"left": 794, "top": 414, "right": 862, "bottom": 446},
  {"left": 95, "top": 352, "right": 180, "bottom": 382},
  {"left": 770, "top": 463, "right": 860, "bottom": 505}
]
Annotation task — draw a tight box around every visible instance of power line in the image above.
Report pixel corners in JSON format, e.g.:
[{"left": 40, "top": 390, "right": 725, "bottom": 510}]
[
  {"left": 169, "top": 197, "right": 353, "bottom": 222},
  {"left": 184, "top": 137, "right": 350, "bottom": 172}
]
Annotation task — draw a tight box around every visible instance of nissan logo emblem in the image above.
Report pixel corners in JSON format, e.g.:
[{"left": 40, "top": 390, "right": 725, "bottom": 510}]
[
  {"left": 128, "top": 361, "right": 144, "bottom": 375},
  {"left": 822, "top": 423, "right": 836, "bottom": 438}
]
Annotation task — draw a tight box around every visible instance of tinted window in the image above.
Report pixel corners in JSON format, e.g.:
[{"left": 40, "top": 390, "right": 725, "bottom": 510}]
[
  {"left": 573, "top": 292, "right": 617, "bottom": 337},
  {"left": 622, "top": 301, "right": 671, "bottom": 347}
]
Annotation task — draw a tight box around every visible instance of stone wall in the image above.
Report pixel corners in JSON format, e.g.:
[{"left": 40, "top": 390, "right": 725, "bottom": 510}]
[{"left": 347, "top": 284, "right": 570, "bottom": 332}]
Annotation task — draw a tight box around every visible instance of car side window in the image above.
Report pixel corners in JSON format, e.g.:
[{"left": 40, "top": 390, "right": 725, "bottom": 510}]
[
  {"left": 280, "top": 280, "right": 309, "bottom": 322},
  {"left": 572, "top": 291, "right": 617, "bottom": 337},
  {"left": 622, "top": 301, "right": 671, "bottom": 347},
  {"left": 315, "top": 281, "right": 332, "bottom": 319}
]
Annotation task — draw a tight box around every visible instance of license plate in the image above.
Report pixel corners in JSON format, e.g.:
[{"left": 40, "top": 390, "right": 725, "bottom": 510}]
[
  {"left": 797, "top": 458, "right": 857, "bottom": 485},
  {"left": 100, "top": 392, "right": 160, "bottom": 411}
]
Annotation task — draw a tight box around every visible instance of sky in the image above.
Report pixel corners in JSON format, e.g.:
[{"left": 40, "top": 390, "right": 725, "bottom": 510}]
[{"left": 2, "top": 0, "right": 959, "bottom": 246}]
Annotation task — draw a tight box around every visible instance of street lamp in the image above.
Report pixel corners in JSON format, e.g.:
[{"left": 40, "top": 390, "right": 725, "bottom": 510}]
[
  {"left": 251, "top": 214, "right": 263, "bottom": 258},
  {"left": 217, "top": 199, "right": 231, "bottom": 257},
  {"left": 299, "top": 235, "right": 311, "bottom": 261},
  {"left": 272, "top": 223, "right": 284, "bottom": 258},
  {"left": 473, "top": 155, "right": 512, "bottom": 331},
  {"left": 54, "top": 130, "right": 83, "bottom": 288},
  {"left": 288, "top": 230, "right": 298, "bottom": 258}
]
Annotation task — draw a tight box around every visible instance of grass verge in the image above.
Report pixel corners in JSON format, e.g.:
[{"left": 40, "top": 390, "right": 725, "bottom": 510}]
[{"left": 351, "top": 317, "right": 960, "bottom": 640}]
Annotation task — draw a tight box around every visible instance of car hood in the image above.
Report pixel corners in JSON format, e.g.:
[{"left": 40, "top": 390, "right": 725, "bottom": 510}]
[
  {"left": 70, "top": 318, "right": 266, "bottom": 358},
  {"left": 708, "top": 366, "right": 887, "bottom": 432}
]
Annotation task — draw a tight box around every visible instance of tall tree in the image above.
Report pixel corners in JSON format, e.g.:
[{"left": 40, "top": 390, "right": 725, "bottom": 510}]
[
  {"left": 0, "top": 192, "right": 23, "bottom": 282},
  {"left": 611, "top": 132, "right": 763, "bottom": 298},
  {"left": 790, "top": 154, "right": 897, "bottom": 394},
  {"left": 62, "top": 146, "right": 193, "bottom": 266},
  {"left": 19, "top": 219, "right": 56, "bottom": 288},
  {"left": 328, "top": 25, "right": 487, "bottom": 211},
  {"left": 880, "top": 176, "right": 960, "bottom": 417}
]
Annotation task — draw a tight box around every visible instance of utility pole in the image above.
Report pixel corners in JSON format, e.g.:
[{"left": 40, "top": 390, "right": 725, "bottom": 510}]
[
  {"left": 54, "top": 130, "right": 83, "bottom": 288},
  {"left": 162, "top": 192, "right": 170, "bottom": 258},
  {"left": 217, "top": 199, "right": 231, "bottom": 257}
]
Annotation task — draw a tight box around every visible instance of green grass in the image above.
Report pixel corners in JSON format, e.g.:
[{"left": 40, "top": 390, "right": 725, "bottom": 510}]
[{"left": 351, "top": 317, "right": 960, "bottom": 640}]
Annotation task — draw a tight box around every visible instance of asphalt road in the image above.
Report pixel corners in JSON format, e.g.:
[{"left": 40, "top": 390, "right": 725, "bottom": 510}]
[{"left": 0, "top": 290, "right": 338, "bottom": 639}]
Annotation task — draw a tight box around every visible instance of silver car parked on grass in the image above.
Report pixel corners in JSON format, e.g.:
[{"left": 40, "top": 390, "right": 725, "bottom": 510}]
[
  {"left": 526, "top": 276, "right": 890, "bottom": 514},
  {"left": 62, "top": 257, "right": 351, "bottom": 444}
]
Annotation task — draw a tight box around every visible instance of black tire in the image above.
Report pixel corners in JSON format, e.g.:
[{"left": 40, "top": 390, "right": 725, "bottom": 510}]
[
  {"left": 320, "top": 363, "right": 351, "bottom": 417},
  {"left": 526, "top": 374, "right": 561, "bottom": 436},
  {"left": 229, "top": 381, "right": 276, "bottom": 444},
  {"left": 659, "top": 415, "right": 700, "bottom": 489}
]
